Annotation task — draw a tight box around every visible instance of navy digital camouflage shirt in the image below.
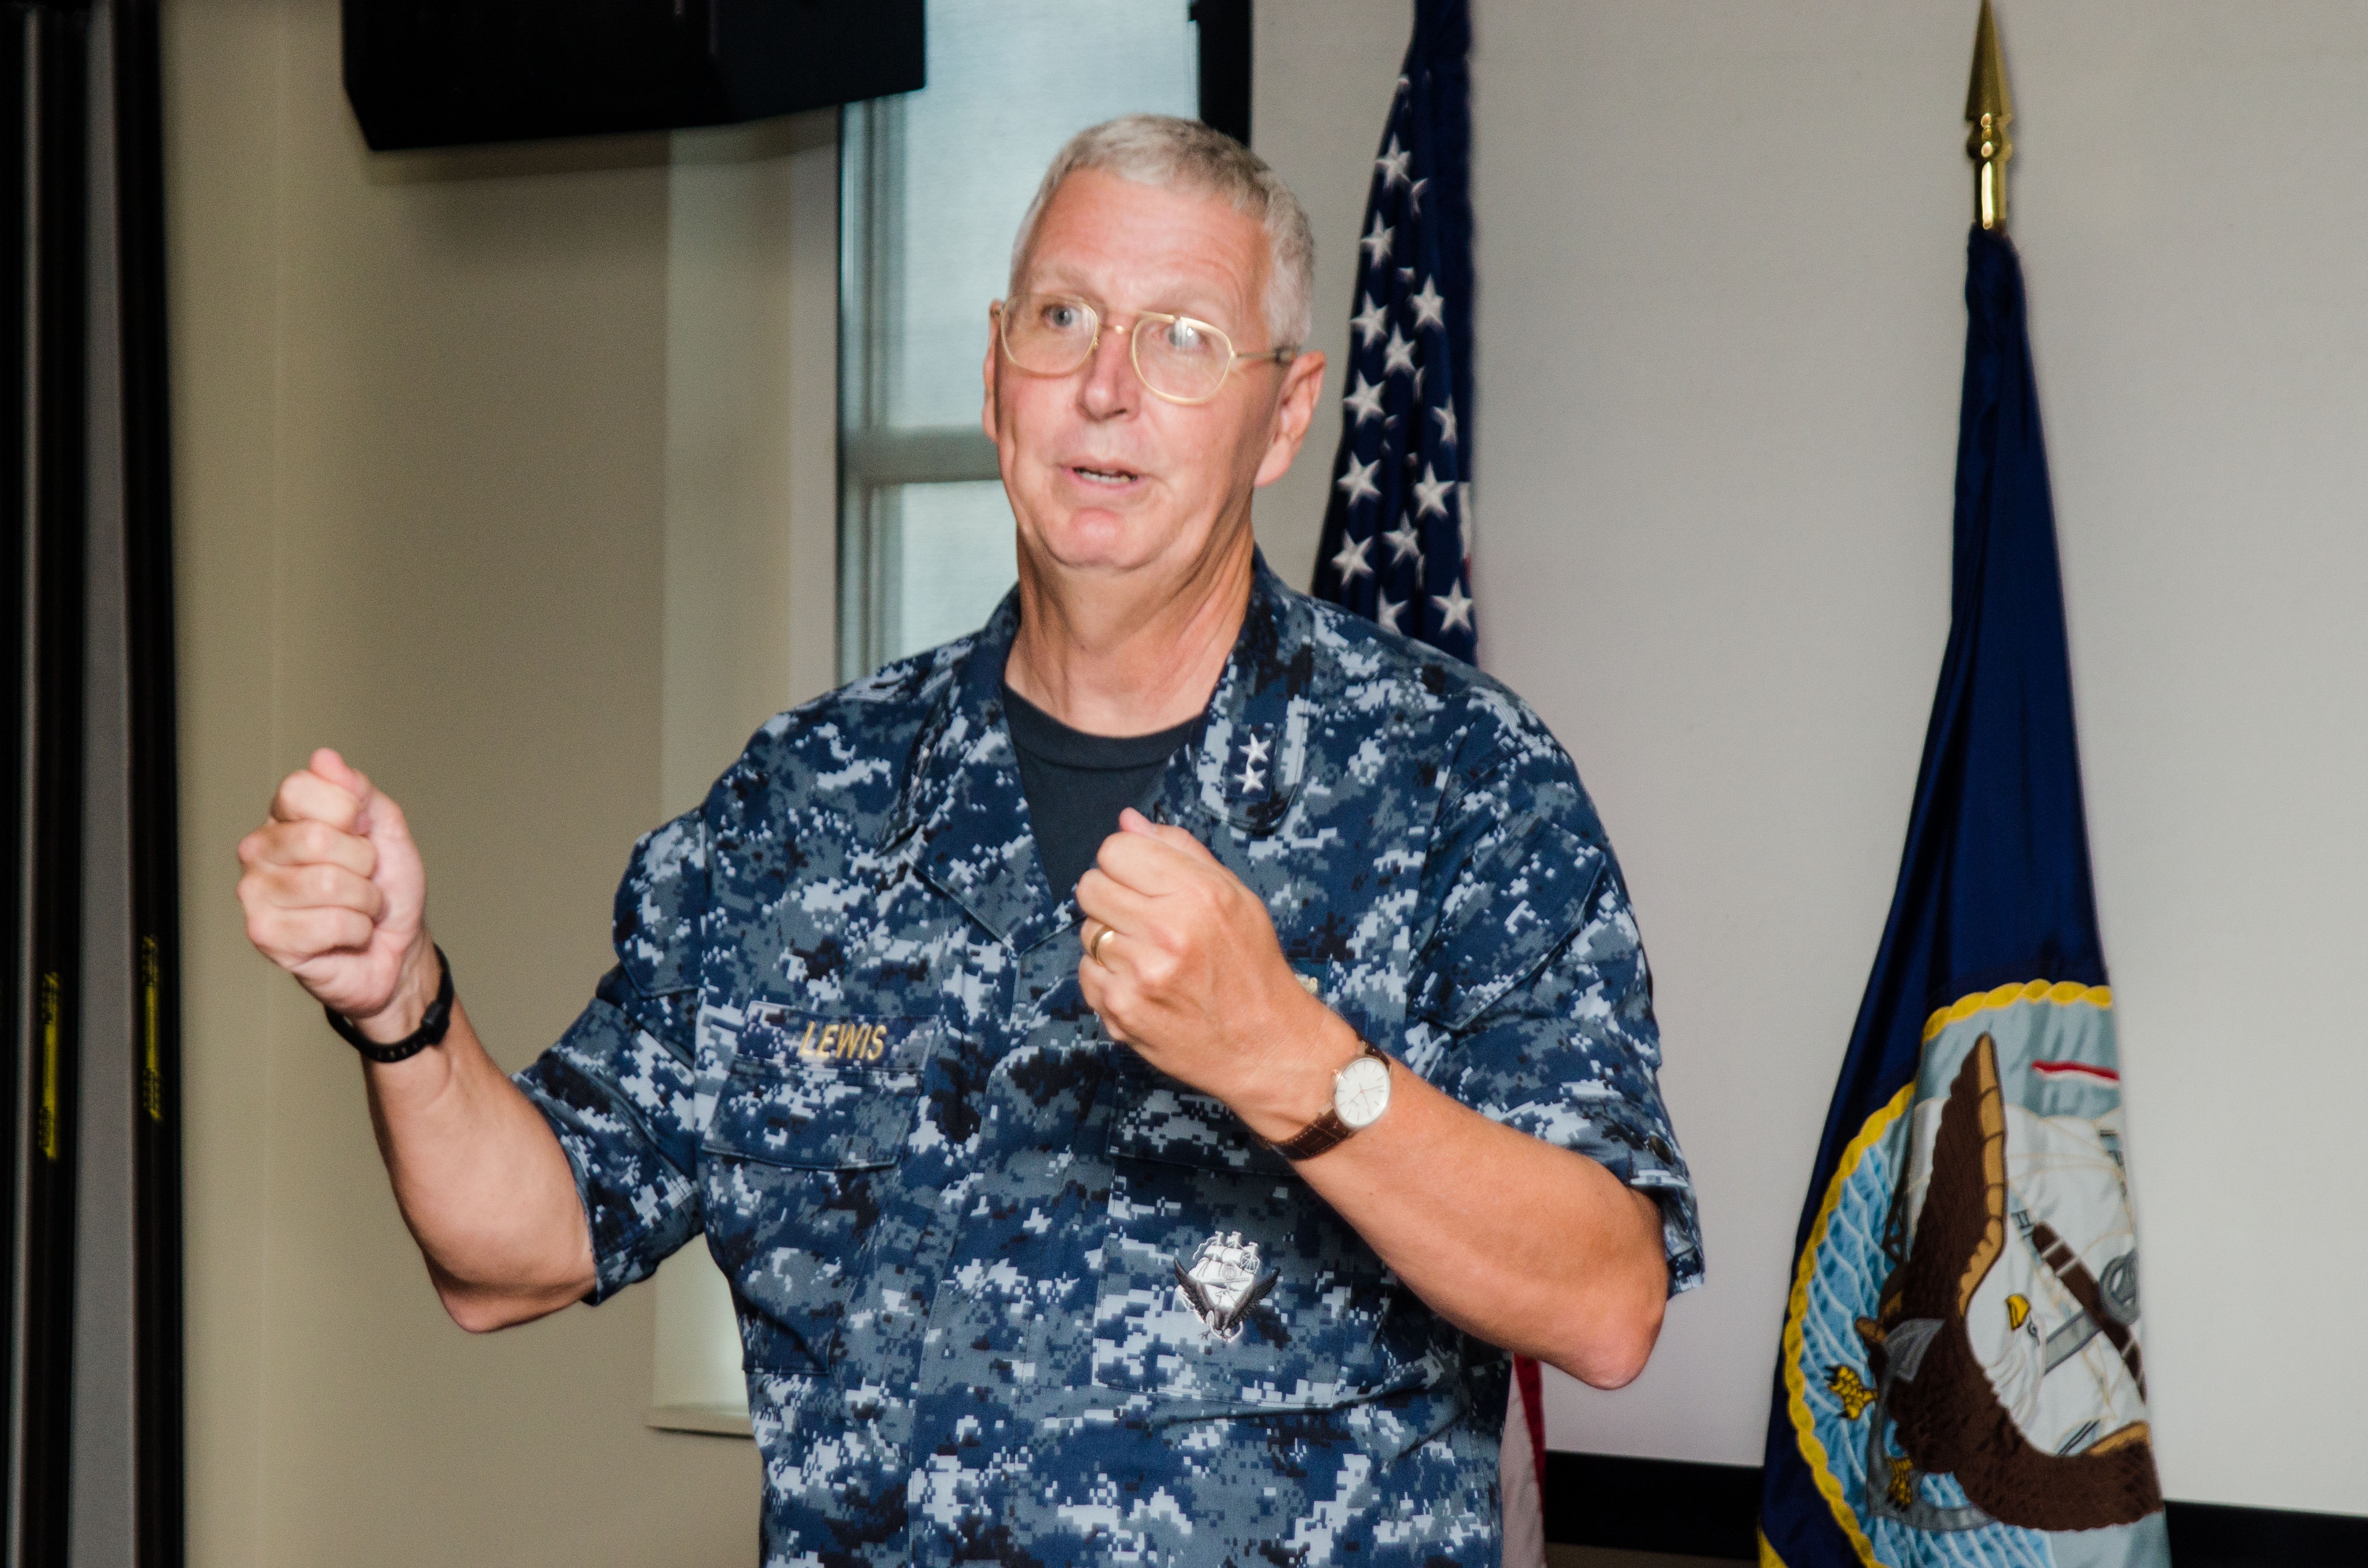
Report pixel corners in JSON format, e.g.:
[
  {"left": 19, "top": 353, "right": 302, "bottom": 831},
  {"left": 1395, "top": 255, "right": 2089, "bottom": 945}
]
[{"left": 516, "top": 555, "right": 1703, "bottom": 1568}]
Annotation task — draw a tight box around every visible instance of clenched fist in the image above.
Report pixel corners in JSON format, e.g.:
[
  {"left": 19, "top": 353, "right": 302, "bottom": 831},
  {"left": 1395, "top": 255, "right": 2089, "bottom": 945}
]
[
  {"left": 1075, "top": 808, "right": 1361, "bottom": 1141},
  {"left": 236, "top": 747, "right": 434, "bottom": 1034}
]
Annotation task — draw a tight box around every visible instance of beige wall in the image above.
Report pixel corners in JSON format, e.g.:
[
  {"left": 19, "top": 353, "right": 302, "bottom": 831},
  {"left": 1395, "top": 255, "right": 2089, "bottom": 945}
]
[
  {"left": 166, "top": 0, "right": 790, "bottom": 1560},
  {"left": 650, "top": 113, "right": 841, "bottom": 1428}
]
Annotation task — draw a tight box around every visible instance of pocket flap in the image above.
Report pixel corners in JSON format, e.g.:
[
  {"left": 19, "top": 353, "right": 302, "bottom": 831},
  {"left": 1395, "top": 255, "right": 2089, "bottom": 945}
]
[
  {"left": 1411, "top": 824, "right": 1611, "bottom": 1031},
  {"left": 1106, "top": 1060, "right": 1292, "bottom": 1180},
  {"left": 702, "top": 1006, "right": 933, "bottom": 1170}
]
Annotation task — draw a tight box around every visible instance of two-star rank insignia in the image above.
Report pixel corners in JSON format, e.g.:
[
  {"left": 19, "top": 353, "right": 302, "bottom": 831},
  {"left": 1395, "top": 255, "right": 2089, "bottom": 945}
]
[{"left": 1226, "top": 727, "right": 1276, "bottom": 802}]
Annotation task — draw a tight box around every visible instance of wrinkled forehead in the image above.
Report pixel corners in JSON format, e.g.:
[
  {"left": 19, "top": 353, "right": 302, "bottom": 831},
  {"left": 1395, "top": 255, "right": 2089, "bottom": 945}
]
[{"left": 1015, "top": 169, "right": 1270, "bottom": 331}]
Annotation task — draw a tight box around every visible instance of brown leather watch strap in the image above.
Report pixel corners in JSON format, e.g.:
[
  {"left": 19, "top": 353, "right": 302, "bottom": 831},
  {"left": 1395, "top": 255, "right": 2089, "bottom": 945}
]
[
  {"left": 1268, "top": 1038, "right": 1386, "bottom": 1162},
  {"left": 1270, "top": 1107, "right": 1354, "bottom": 1163}
]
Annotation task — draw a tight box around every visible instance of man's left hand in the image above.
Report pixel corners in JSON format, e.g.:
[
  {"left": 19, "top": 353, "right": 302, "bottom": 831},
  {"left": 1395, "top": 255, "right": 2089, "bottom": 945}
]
[{"left": 1076, "top": 809, "right": 1355, "bottom": 1136}]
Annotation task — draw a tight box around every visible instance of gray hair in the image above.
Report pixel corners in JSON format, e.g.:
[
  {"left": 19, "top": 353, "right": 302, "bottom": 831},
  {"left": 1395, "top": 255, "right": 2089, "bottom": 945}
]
[{"left": 1008, "top": 114, "right": 1316, "bottom": 350}]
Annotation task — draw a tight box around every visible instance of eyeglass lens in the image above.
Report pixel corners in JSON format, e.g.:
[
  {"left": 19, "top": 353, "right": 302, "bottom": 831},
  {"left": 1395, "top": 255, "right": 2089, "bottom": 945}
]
[{"left": 1002, "top": 295, "right": 1233, "bottom": 403}]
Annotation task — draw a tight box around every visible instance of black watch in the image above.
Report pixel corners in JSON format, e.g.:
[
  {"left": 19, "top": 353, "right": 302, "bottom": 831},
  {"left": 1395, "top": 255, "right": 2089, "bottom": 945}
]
[{"left": 326, "top": 945, "right": 455, "bottom": 1064}]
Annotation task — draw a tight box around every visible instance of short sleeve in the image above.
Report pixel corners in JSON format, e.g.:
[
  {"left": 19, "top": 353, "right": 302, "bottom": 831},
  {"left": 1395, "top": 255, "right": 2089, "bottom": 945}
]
[
  {"left": 1403, "top": 716, "right": 1705, "bottom": 1297},
  {"left": 513, "top": 810, "right": 713, "bottom": 1304}
]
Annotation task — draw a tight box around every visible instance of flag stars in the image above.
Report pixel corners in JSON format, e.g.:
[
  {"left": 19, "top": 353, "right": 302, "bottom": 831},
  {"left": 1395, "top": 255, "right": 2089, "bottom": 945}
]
[
  {"left": 1408, "top": 276, "right": 1446, "bottom": 331},
  {"left": 1335, "top": 455, "right": 1381, "bottom": 507},
  {"left": 1321, "top": 70, "right": 1471, "bottom": 660},
  {"left": 1432, "top": 581, "right": 1475, "bottom": 635},
  {"left": 1342, "top": 372, "right": 1385, "bottom": 428},
  {"left": 1413, "top": 465, "right": 1455, "bottom": 520}
]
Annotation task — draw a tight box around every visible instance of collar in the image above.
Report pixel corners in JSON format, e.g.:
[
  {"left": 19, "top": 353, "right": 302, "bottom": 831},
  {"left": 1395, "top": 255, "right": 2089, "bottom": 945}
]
[{"left": 880, "top": 550, "right": 1322, "bottom": 950}]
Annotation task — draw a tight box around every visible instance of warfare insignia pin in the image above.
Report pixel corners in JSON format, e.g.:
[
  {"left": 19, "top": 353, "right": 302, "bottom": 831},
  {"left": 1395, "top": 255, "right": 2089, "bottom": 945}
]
[{"left": 1172, "top": 1231, "right": 1279, "bottom": 1341}]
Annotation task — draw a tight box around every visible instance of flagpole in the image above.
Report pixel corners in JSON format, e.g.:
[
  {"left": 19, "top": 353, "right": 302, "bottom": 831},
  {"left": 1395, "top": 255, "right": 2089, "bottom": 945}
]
[{"left": 1966, "top": 0, "right": 2013, "bottom": 232}]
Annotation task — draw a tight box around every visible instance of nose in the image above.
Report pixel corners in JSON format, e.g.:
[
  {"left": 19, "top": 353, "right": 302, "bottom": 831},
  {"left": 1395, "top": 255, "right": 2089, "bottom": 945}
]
[{"left": 1075, "top": 317, "right": 1137, "bottom": 420}]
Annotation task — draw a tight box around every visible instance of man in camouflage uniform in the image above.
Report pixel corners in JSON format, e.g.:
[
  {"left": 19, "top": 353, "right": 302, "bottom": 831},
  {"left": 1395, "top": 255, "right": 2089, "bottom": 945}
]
[{"left": 235, "top": 117, "right": 1701, "bottom": 1568}]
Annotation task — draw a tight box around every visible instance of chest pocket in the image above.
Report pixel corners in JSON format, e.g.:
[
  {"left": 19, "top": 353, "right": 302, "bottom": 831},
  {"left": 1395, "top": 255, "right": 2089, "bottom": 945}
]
[
  {"left": 1090, "top": 1054, "right": 1431, "bottom": 1408},
  {"left": 700, "top": 1005, "right": 934, "bottom": 1374}
]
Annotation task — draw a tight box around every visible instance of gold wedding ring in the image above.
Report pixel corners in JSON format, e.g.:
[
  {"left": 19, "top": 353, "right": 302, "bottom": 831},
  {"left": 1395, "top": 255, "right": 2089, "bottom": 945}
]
[{"left": 1091, "top": 926, "right": 1117, "bottom": 968}]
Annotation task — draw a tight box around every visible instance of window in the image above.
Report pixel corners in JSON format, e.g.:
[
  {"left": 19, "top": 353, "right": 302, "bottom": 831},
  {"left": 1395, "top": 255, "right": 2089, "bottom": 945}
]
[{"left": 837, "top": 0, "right": 1209, "bottom": 679}]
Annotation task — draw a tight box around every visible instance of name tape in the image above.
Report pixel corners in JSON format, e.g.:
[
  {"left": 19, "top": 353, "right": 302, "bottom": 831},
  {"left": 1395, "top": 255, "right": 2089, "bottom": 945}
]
[
  {"left": 797, "top": 1019, "right": 891, "bottom": 1064},
  {"left": 745, "top": 1003, "right": 932, "bottom": 1071}
]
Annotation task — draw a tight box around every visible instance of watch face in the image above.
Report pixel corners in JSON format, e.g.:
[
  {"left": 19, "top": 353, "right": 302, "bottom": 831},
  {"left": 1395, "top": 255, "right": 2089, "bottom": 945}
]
[{"left": 1334, "top": 1055, "right": 1392, "bottom": 1130}]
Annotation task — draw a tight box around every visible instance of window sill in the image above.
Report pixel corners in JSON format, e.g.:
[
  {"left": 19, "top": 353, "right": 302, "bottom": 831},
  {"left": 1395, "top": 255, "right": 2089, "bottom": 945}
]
[{"left": 646, "top": 1402, "right": 754, "bottom": 1439}]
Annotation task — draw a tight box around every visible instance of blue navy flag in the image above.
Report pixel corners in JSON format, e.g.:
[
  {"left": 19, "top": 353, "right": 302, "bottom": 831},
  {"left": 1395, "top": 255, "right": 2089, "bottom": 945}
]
[
  {"left": 1758, "top": 228, "right": 2168, "bottom": 1567},
  {"left": 1309, "top": 0, "right": 1476, "bottom": 666}
]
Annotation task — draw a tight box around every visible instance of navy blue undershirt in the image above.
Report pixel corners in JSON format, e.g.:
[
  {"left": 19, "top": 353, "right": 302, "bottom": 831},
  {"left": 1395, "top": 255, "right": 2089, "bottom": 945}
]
[{"left": 1000, "top": 683, "right": 1197, "bottom": 900}]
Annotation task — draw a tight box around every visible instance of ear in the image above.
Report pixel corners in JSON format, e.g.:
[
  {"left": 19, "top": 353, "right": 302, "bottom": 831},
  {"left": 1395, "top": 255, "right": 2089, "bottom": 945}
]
[
  {"left": 1253, "top": 348, "right": 1327, "bottom": 489},
  {"left": 981, "top": 303, "right": 1004, "bottom": 443}
]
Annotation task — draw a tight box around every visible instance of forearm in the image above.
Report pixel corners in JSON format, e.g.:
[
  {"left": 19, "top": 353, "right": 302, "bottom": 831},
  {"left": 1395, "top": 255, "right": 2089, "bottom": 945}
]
[
  {"left": 361, "top": 992, "right": 595, "bottom": 1331},
  {"left": 1296, "top": 1070, "right": 1666, "bottom": 1386},
  {"left": 1228, "top": 1013, "right": 1666, "bottom": 1388}
]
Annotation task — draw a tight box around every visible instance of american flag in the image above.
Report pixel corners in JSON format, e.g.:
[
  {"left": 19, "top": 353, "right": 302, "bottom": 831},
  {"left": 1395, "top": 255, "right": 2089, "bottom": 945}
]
[
  {"left": 1309, "top": 0, "right": 1477, "bottom": 668},
  {"left": 1306, "top": 5, "right": 1544, "bottom": 1565}
]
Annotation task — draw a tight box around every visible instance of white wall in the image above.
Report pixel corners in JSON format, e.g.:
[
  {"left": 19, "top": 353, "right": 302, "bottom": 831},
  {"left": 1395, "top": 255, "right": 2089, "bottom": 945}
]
[{"left": 1261, "top": 0, "right": 2368, "bottom": 1519}]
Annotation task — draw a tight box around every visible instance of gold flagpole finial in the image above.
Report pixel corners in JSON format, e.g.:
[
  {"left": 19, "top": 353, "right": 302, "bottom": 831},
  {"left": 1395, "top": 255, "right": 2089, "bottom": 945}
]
[{"left": 1965, "top": 0, "right": 2013, "bottom": 231}]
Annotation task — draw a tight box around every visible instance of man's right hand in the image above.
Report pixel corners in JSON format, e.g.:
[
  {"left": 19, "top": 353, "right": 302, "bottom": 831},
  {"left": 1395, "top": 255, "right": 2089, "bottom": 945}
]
[
  {"left": 234, "top": 747, "right": 597, "bottom": 1328},
  {"left": 237, "top": 747, "right": 435, "bottom": 1038}
]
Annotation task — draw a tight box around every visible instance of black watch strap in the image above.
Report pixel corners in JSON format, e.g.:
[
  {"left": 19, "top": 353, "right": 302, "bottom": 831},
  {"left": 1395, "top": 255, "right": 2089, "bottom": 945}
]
[{"left": 326, "top": 945, "right": 455, "bottom": 1064}]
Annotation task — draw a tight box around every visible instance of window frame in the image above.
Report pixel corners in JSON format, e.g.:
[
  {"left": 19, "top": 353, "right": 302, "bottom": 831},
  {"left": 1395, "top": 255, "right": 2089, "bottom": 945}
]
[{"left": 833, "top": 4, "right": 1254, "bottom": 683}]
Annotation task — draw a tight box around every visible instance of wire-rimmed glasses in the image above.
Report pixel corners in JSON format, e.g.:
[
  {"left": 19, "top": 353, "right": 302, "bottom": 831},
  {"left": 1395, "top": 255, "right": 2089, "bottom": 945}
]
[{"left": 994, "top": 294, "right": 1295, "bottom": 406}]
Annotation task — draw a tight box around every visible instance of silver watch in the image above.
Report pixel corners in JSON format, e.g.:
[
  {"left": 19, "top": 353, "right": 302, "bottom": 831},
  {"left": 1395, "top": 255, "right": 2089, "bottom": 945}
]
[{"left": 1270, "top": 1039, "right": 1392, "bottom": 1161}]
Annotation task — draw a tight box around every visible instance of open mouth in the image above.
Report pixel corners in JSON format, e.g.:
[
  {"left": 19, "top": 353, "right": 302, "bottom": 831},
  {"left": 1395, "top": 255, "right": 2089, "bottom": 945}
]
[{"left": 1068, "top": 464, "right": 1142, "bottom": 487}]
